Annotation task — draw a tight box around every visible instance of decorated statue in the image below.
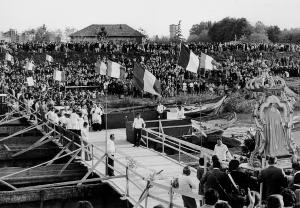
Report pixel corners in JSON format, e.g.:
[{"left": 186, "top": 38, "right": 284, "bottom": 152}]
[{"left": 246, "top": 62, "right": 296, "bottom": 167}]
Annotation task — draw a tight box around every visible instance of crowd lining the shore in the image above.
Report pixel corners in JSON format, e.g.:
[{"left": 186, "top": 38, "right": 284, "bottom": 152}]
[{"left": 2, "top": 41, "right": 300, "bottom": 208}]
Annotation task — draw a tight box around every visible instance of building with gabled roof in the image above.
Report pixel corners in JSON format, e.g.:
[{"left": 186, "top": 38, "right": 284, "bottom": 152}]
[{"left": 70, "top": 24, "right": 145, "bottom": 43}]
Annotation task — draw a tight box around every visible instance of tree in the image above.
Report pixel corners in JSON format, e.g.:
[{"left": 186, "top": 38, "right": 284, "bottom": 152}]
[
  {"left": 64, "top": 27, "right": 77, "bottom": 37},
  {"left": 279, "top": 28, "right": 300, "bottom": 43},
  {"left": 240, "top": 32, "right": 270, "bottom": 43},
  {"left": 235, "top": 18, "right": 253, "bottom": 38},
  {"left": 208, "top": 17, "right": 252, "bottom": 42},
  {"left": 187, "top": 34, "right": 199, "bottom": 42},
  {"left": 151, "top": 35, "right": 170, "bottom": 43},
  {"left": 35, "top": 24, "right": 49, "bottom": 42},
  {"left": 138, "top": 28, "right": 149, "bottom": 39},
  {"left": 189, "top": 21, "right": 212, "bottom": 36},
  {"left": 267, "top": 25, "right": 281, "bottom": 42},
  {"left": 254, "top": 21, "right": 267, "bottom": 34},
  {"left": 187, "top": 29, "right": 211, "bottom": 43}
]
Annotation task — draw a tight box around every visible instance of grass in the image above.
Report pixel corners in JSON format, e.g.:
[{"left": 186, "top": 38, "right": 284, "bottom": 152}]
[{"left": 96, "top": 90, "right": 299, "bottom": 114}]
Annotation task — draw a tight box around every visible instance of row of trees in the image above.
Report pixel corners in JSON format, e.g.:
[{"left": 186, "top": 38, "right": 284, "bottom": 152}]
[
  {"left": 18, "top": 25, "right": 77, "bottom": 42},
  {"left": 188, "top": 17, "right": 300, "bottom": 43}
]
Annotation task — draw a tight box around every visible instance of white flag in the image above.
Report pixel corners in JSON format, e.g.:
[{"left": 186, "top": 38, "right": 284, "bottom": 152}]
[
  {"left": 27, "top": 77, "right": 34, "bottom": 86},
  {"left": 25, "top": 61, "right": 34, "bottom": 71},
  {"left": 200, "top": 53, "right": 214, "bottom": 70},
  {"left": 5, "top": 53, "right": 13, "bottom": 62},
  {"left": 107, "top": 60, "right": 125, "bottom": 79},
  {"left": 54, "top": 70, "right": 66, "bottom": 82},
  {"left": 46, "top": 54, "right": 53, "bottom": 62},
  {"left": 99, "top": 62, "right": 107, "bottom": 75}
]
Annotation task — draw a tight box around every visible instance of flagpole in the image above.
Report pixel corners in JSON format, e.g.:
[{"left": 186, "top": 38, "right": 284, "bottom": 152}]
[{"left": 105, "top": 91, "right": 108, "bottom": 155}]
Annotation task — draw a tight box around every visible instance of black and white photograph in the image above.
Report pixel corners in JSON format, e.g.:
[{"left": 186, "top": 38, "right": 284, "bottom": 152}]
[{"left": 0, "top": 0, "right": 300, "bottom": 207}]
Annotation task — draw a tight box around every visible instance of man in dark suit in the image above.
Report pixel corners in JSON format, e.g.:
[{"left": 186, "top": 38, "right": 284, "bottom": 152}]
[
  {"left": 292, "top": 162, "right": 300, "bottom": 190},
  {"left": 229, "top": 159, "right": 251, "bottom": 192},
  {"left": 258, "top": 156, "right": 288, "bottom": 200},
  {"left": 201, "top": 159, "right": 232, "bottom": 201}
]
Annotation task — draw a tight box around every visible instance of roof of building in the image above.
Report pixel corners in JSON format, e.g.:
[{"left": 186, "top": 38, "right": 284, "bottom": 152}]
[{"left": 70, "top": 24, "right": 144, "bottom": 38}]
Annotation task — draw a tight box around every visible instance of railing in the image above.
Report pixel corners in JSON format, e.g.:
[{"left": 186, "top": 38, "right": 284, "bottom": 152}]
[
  {"left": 2, "top": 93, "right": 206, "bottom": 208},
  {"left": 142, "top": 125, "right": 214, "bottom": 164}
]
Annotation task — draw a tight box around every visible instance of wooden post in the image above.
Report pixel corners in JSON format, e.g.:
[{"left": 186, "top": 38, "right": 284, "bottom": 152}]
[
  {"left": 178, "top": 143, "right": 181, "bottom": 163},
  {"left": 78, "top": 154, "right": 105, "bottom": 185},
  {"left": 58, "top": 149, "right": 81, "bottom": 176},
  {"left": 39, "top": 190, "right": 45, "bottom": 208},
  {"left": 144, "top": 194, "right": 148, "bottom": 208},
  {"left": 126, "top": 166, "right": 129, "bottom": 197},
  {"left": 259, "top": 183, "right": 263, "bottom": 207},
  {"left": 169, "top": 183, "right": 174, "bottom": 208},
  {"left": 203, "top": 155, "right": 207, "bottom": 175},
  {"left": 162, "top": 135, "right": 165, "bottom": 154},
  {"left": 0, "top": 179, "right": 17, "bottom": 190},
  {"left": 105, "top": 154, "right": 108, "bottom": 176},
  {"left": 146, "top": 131, "right": 149, "bottom": 148}
]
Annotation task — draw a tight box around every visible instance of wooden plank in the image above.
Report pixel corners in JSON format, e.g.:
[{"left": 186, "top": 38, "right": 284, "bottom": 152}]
[
  {"left": 0, "top": 179, "right": 17, "bottom": 190},
  {"left": 0, "top": 149, "right": 79, "bottom": 180},
  {"left": 77, "top": 154, "right": 106, "bottom": 185},
  {"left": 58, "top": 149, "right": 81, "bottom": 176},
  {"left": 0, "top": 114, "right": 29, "bottom": 126},
  {"left": 12, "top": 130, "right": 54, "bottom": 157},
  {"left": 16, "top": 175, "right": 125, "bottom": 191},
  {"left": 0, "top": 183, "right": 105, "bottom": 204},
  {"left": 46, "top": 141, "right": 73, "bottom": 166},
  {"left": 86, "top": 130, "right": 201, "bottom": 208},
  {"left": 0, "top": 123, "right": 42, "bottom": 142}
]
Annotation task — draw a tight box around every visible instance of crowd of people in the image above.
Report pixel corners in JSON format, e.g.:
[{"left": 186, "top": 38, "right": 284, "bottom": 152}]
[
  {"left": 1, "top": 41, "right": 300, "bottom": 105},
  {"left": 2, "top": 40, "right": 300, "bottom": 208},
  {"left": 171, "top": 153, "right": 300, "bottom": 208}
]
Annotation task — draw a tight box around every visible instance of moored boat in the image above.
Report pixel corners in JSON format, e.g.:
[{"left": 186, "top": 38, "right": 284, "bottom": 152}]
[
  {"left": 184, "top": 96, "right": 227, "bottom": 118},
  {"left": 191, "top": 112, "right": 237, "bottom": 136}
]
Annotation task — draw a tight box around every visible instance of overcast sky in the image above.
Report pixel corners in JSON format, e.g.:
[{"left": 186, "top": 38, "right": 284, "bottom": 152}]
[{"left": 1, "top": 0, "right": 300, "bottom": 38}]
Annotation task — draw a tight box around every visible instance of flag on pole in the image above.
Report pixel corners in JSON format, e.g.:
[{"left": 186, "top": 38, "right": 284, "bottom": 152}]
[
  {"left": 53, "top": 70, "right": 66, "bottom": 82},
  {"left": 5, "top": 53, "right": 13, "bottom": 62},
  {"left": 133, "top": 62, "right": 161, "bottom": 96},
  {"left": 200, "top": 52, "right": 214, "bottom": 71},
  {"left": 107, "top": 60, "right": 125, "bottom": 79},
  {"left": 46, "top": 54, "right": 53, "bottom": 62},
  {"left": 25, "top": 61, "right": 34, "bottom": 71},
  {"left": 177, "top": 44, "right": 199, "bottom": 73},
  {"left": 95, "top": 61, "right": 107, "bottom": 75},
  {"left": 27, "top": 77, "right": 34, "bottom": 86}
]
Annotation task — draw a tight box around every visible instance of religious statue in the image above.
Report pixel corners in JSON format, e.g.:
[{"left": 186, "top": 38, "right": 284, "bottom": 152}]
[{"left": 246, "top": 63, "right": 296, "bottom": 167}]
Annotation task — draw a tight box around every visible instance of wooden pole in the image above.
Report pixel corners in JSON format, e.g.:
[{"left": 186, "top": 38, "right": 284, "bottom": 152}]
[
  {"left": 0, "top": 179, "right": 17, "bottom": 190},
  {"left": 78, "top": 154, "right": 105, "bottom": 185},
  {"left": 144, "top": 194, "right": 149, "bottom": 208},
  {"left": 17, "top": 175, "right": 126, "bottom": 191},
  {"left": 105, "top": 90, "right": 108, "bottom": 175},
  {"left": 178, "top": 143, "right": 181, "bottom": 163},
  {"left": 0, "top": 148, "right": 79, "bottom": 180},
  {"left": 58, "top": 149, "right": 81, "bottom": 176},
  {"left": 126, "top": 166, "right": 129, "bottom": 197},
  {"left": 169, "top": 183, "right": 174, "bottom": 208}
]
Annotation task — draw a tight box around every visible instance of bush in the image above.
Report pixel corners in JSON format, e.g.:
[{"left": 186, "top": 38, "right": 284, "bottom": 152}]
[{"left": 223, "top": 91, "right": 256, "bottom": 113}]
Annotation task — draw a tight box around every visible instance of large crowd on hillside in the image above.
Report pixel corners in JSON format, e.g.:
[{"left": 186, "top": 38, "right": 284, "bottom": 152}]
[
  {"left": 0, "top": 41, "right": 299, "bottom": 102},
  {"left": 2, "top": 41, "right": 300, "bottom": 208}
]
